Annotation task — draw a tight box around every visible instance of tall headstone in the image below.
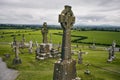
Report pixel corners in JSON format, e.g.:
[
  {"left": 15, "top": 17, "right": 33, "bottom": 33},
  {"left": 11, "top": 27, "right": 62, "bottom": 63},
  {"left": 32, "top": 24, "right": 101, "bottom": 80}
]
[
  {"left": 13, "top": 42, "right": 22, "bottom": 64},
  {"left": 41, "top": 22, "right": 48, "bottom": 43},
  {"left": 36, "top": 22, "right": 53, "bottom": 60},
  {"left": 19, "top": 34, "right": 25, "bottom": 48},
  {"left": 111, "top": 41, "right": 116, "bottom": 59},
  {"left": 53, "top": 5, "right": 78, "bottom": 80},
  {"left": 12, "top": 36, "right": 17, "bottom": 48},
  {"left": 107, "top": 46, "right": 113, "bottom": 62},
  {"left": 29, "top": 40, "right": 33, "bottom": 53},
  {"left": 78, "top": 50, "right": 83, "bottom": 64}
]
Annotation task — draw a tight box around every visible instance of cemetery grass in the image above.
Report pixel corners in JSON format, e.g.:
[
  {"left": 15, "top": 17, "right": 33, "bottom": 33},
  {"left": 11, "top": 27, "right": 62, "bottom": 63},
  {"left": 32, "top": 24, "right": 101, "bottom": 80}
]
[{"left": 0, "top": 29, "right": 120, "bottom": 80}]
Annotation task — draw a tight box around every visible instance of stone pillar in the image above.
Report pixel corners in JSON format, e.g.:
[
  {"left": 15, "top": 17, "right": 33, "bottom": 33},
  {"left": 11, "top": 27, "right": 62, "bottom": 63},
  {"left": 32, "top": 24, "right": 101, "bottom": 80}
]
[
  {"left": 111, "top": 41, "right": 116, "bottom": 59},
  {"left": 29, "top": 40, "right": 33, "bottom": 53},
  {"left": 53, "top": 5, "right": 77, "bottom": 80},
  {"left": 78, "top": 50, "right": 83, "bottom": 64},
  {"left": 41, "top": 22, "right": 48, "bottom": 43},
  {"left": 107, "top": 46, "right": 113, "bottom": 62},
  {"left": 13, "top": 36, "right": 17, "bottom": 47},
  {"left": 13, "top": 42, "right": 22, "bottom": 65}
]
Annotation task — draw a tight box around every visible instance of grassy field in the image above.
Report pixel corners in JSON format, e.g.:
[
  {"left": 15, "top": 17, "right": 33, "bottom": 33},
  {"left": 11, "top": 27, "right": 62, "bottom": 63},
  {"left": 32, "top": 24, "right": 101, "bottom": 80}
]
[{"left": 0, "top": 29, "right": 120, "bottom": 80}]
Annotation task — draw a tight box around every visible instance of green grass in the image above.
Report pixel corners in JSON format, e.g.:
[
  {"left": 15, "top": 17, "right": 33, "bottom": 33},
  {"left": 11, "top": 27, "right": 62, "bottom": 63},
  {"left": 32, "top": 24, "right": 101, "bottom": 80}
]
[
  {"left": 72, "top": 30, "right": 120, "bottom": 46},
  {"left": 0, "top": 29, "right": 120, "bottom": 80}
]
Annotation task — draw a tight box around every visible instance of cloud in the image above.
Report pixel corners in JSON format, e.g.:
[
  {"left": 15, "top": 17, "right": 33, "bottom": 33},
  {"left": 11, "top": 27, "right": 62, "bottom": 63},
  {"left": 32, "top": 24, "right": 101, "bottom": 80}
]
[{"left": 0, "top": 0, "right": 120, "bottom": 25}]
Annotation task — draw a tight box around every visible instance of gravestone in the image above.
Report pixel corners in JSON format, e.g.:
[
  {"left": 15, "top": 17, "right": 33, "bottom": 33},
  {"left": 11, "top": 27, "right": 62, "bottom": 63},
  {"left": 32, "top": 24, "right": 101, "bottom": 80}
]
[
  {"left": 53, "top": 5, "right": 78, "bottom": 80},
  {"left": 19, "top": 34, "right": 25, "bottom": 48},
  {"left": 107, "top": 41, "right": 116, "bottom": 62},
  {"left": 107, "top": 46, "right": 113, "bottom": 62},
  {"left": 78, "top": 50, "right": 83, "bottom": 64},
  {"left": 41, "top": 22, "right": 48, "bottom": 43},
  {"left": 36, "top": 22, "right": 53, "bottom": 60},
  {"left": 13, "top": 42, "right": 22, "bottom": 65},
  {"left": 89, "top": 43, "right": 96, "bottom": 50},
  {"left": 11, "top": 36, "right": 17, "bottom": 48},
  {"left": 111, "top": 41, "right": 116, "bottom": 59},
  {"left": 28, "top": 40, "right": 33, "bottom": 53},
  {"left": 35, "top": 41, "right": 39, "bottom": 47}
]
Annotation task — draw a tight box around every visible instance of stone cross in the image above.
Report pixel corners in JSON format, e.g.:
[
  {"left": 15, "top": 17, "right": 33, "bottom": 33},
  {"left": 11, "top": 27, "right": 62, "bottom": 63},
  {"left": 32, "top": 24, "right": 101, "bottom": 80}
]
[
  {"left": 78, "top": 50, "right": 83, "bottom": 64},
  {"left": 111, "top": 41, "right": 116, "bottom": 59},
  {"left": 53, "top": 5, "right": 77, "bottom": 80},
  {"left": 22, "top": 34, "right": 25, "bottom": 42},
  {"left": 35, "top": 41, "right": 39, "bottom": 47},
  {"left": 107, "top": 46, "right": 113, "bottom": 62},
  {"left": 21, "top": 34, "right": 25, "bottom": 48},
  {"left": 29, "top": 40, "right": 33, "bottom": 53},
  {"left": 59, "top": 5, "right": 75, "bottom": 60},
  {"left": 13, "top": 36, "right": 17, "bottom": 47},
  {"left": 13, "top": 41, "right": 22, "bottom": 64},
  {"left": 41, "top": 22, "right": 48, "bottom": 43},
  {"left": 15, "top": 42, "right": 19, "bottom": 59}
]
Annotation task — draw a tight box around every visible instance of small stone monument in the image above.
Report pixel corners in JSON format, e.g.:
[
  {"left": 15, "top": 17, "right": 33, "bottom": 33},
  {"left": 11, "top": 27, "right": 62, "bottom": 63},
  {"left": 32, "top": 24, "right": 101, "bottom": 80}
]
[
  {"left": 21, "top": 34, "right": 25, "bottom": 47},
  {"left": 19, "top": 34, "right": 25, "bottom": 48},
  {"left": 36, "top": 22, "right": 53, "bottom": 60},
  {"left": 12, "top": 36, "right": 17, "bottom": 48},
  {"left": 41, "top": 22, "right": 48, "bottom": 43},
  {"left": 78, "top": 50, "right": 83, "bottom": 64},
  {"left": 107, "top": 46, "right": 113, "bottom": 62},
  {"left": 53, "top": 5, "right": 78, "bottom": 80},
  {"left": 107, "top": 41, "right": 116, "bottom": 62},
  {"left": 111, "top": 41, "right": 116, "bottom": 59},
  {"left": 35, "top": 41, "right": 39, "bottom": 47},
  {"left": 13, "top": 41, "right": 22, "bottom": 65},
  {"left": 28, "top": 40, "right": 33, "bottom": 53}
]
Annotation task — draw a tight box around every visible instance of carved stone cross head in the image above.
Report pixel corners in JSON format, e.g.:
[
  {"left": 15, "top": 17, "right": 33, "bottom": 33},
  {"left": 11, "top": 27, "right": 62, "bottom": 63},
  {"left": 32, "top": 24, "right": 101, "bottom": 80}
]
[{"left": 59, "top": 5, "right": 75, "bottom": 29}]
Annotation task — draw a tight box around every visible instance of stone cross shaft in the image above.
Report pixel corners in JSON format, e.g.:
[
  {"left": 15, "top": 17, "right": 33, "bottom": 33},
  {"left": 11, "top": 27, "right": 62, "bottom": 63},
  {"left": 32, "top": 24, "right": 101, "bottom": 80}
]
[
  {"left": 41, "top": 22, "right": 48, "bottom": 43},
  {"left": 15, "top": 42, "right": 19, "bottom": 58},
  {"left": 59, "top": 5, "right": 75, "bottom": 60},
  {"left": 22, "top": 34, "right": 25, "bottom": 42}
]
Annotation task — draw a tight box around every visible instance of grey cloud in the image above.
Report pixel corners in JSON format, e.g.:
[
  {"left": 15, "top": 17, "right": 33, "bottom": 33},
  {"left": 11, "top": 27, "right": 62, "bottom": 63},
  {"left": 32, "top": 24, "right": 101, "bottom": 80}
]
[{"left": 0, "top": 0, "right": 120, "bottom": 25}]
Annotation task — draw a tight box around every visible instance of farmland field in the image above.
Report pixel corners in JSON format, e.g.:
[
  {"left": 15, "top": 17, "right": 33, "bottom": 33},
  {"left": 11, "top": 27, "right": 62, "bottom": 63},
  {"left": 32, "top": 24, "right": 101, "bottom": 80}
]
[{"left": 0, "top": 29, "right": 120, "bottom": 80}]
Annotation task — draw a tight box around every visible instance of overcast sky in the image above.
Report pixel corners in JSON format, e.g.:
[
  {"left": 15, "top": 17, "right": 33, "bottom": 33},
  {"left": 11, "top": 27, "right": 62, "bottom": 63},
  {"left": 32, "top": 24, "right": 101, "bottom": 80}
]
[{"left": 0, "top": 0, "right": 120, "bottom": 25}]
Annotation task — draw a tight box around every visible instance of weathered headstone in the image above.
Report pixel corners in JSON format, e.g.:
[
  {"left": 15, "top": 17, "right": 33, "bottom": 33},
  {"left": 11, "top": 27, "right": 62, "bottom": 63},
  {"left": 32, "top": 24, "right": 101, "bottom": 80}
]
[
  {"left": 78, "top": 50, "right": 83, "bottom": 64},
  {"left": 28, "top": 40, "right": 33, "bottom": 53},
  {"left": 41, "top": 22, "right": 48, "bottom": 43},
  {"left": 21, "top": 34, "right": 25, "bottom": 48},
  {"left": 36, "top": 22, "right": 53, "bottom": 60},
  {"left": 12, "top": 36, "right": 17, "bottom": 48},
  {"left": 35, "top": 41, "right": 39, "bottom": 47},
  {"left": 53, "top": 5, "right": 78, "bottom": 80},
  {"left": 111, "top": 41, "right": 116, "bottom": 59},
  {"left": 107, "top": 46, "right": 113, "bottom": 62},
  {"left": 13, "top": 42, "right": 22, "bottom": 65}
]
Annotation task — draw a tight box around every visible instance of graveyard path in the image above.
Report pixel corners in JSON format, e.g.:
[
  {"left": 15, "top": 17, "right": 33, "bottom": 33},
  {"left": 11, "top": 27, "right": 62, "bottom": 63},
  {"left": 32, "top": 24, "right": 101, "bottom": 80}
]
[{"left": 0, "top": 57, "right": 19, "bottom": 80}]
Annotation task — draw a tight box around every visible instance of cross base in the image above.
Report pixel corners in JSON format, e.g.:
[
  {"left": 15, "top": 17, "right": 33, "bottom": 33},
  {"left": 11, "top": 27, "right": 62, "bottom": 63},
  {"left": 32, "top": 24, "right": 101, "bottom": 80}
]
[
  {"left": 13, "top": 58, "right": 22, "bottom": 65},
  {"left": 53, "top": 59, "right": 77, "bottom": 80}
]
